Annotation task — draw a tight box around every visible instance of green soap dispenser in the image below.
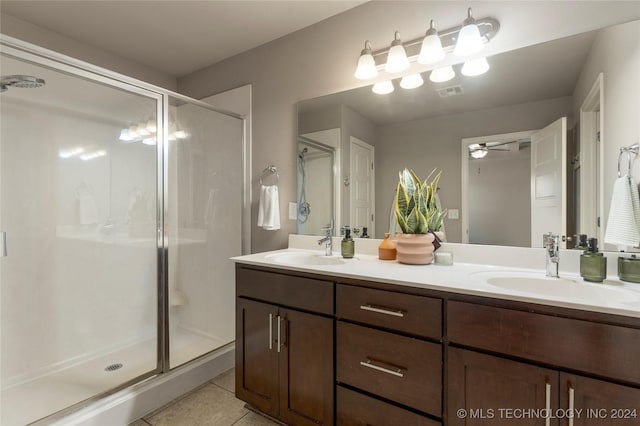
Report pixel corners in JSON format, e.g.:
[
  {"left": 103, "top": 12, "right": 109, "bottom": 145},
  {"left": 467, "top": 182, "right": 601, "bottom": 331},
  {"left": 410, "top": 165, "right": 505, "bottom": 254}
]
[
  {"left": 341, "top": 226, "right": 354, "bottom": 259},
  {"left": 580, "top": 238, "right": 606, "bottom": 283}
]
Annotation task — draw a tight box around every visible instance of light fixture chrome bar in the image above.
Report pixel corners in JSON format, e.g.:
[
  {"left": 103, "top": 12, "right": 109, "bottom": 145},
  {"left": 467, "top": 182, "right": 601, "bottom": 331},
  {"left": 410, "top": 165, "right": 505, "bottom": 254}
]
[{"left": 370, "top": 17, "right": 500, "bottom": 67}]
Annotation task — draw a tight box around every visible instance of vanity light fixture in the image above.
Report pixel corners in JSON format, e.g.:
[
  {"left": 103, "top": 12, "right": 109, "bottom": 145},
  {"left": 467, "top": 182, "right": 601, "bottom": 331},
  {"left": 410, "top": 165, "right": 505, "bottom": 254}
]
[
  {"left": 461, "top": 57, "right": 490, "bottom": 76},
  {"left": 453, "top": 8, "right": 485, "bottom": 57},
  {"left": 354, "top": 8, "right": 499, "bottom": 86},
  {"left": 418, "top": 20, "right": 445, "bottom": 65},
  {"left": 385, "top": 31, "right": 410, "bottom": 73},
  {"left": 429, "top": 65, "right": 455, "bottom": 83},
  {"left": 354, "top": 41, "right": 378, "bottom": 80},
  {"left": 372, "top": 80, "right": 394, "bottom": 95},
  {"left": 400, "top": 73, "right": 424, "bottom": 89}
]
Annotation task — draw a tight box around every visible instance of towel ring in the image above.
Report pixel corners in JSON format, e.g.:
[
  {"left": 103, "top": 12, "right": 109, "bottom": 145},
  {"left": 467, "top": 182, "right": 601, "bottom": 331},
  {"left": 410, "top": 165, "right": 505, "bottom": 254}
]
[
  {"left": 618, "top": 146, "right": 638, "bottom": 178},
  {"left": 260, "top": 165, "right": 279, "bottom": 185}
]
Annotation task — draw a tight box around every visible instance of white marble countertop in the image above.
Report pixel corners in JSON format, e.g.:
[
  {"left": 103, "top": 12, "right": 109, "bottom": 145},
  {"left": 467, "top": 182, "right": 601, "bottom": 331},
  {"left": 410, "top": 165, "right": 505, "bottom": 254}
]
[{"left": 232, "top": 236, "right": 640, "bottom": 319}]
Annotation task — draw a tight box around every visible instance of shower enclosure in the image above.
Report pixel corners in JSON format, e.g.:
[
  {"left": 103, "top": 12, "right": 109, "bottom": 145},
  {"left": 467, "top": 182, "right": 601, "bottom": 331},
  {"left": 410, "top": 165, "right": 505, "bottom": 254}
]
[{"left": 0, "top": 36, "right": 246, "bottom": 425}]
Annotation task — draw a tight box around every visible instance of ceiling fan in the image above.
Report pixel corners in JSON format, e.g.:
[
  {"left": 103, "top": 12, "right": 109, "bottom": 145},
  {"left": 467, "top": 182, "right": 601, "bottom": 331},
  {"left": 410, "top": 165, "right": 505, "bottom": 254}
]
[{"left": 468, "top": 138, "right": 530, "bottom": 159}]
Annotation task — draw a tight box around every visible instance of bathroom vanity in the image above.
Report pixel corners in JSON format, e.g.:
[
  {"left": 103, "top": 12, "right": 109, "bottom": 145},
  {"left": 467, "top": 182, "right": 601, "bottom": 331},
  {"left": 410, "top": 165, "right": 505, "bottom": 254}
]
[{"left": 233, "top": 244, "right": 640, "bottom": 426}]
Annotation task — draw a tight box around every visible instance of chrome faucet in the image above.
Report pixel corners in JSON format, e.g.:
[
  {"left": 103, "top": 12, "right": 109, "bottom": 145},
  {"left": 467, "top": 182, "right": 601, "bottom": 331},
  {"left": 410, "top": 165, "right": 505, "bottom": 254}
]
[
  {"left": 543, "top": 233, "right": 560, "bottom": 278},
  {"left": 318, "top": 221, "right": 334, "bottom": 256}
]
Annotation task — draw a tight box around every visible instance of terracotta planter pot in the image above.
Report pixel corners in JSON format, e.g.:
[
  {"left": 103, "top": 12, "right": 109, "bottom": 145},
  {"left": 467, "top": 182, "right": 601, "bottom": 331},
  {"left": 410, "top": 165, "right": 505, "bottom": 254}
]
[{"left": 395, "top": 232, "right": 444, "bottom": 265}]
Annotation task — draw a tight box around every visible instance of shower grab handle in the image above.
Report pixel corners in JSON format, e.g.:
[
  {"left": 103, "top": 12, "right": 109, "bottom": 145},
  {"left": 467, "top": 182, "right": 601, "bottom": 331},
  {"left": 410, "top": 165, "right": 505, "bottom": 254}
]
[{"left": 0, "top": 231, "right": 6, "bottom": 257}]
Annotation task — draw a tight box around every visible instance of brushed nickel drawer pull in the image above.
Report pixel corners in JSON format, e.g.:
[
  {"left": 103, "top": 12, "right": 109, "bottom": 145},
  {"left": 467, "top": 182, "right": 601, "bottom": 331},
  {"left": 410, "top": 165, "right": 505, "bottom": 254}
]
[
  {"left": 359, "top": 304, "right": 405, "bottom": 317},
  {"left": 568, "top": 386, "right": 575, "bottom": 426},
  {"left": 545, "top": 383, "right": 551, "bottom": 426},
  {"left": 277, "top": 315, "right": 282, "bottom": 353},
  {"left": 359, "top": 359, "right": 404, "bottom": 377},
  {"left": 268, "top": 313, "right": 273, "bottom": 350}
]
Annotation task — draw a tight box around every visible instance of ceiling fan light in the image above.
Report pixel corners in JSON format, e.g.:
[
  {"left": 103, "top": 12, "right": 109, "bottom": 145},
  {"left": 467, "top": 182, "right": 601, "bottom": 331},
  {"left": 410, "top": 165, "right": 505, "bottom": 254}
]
[
  {"left": 372, "top": 80, "right": 394, "bottom": 95},
  {"left": 418, "top": 20, "right": 445, "bottom": 65},
  {"left": 462, "top": 57, "right": 490, "bottom": 76},
  {"left": 429, "top": 65, "right": 455, "bottom": 83},
  {"left": 400, "top": 73, "right": 424, "bottom": 89},
  {"left": 354, "top": 41, "right": 378, "bottom": 80},
  {"left": 453, "top": 8, "right": 485, "bottom": 57},
  {"left": 385, "top": 31, "right": 410, "bottom": 73}
]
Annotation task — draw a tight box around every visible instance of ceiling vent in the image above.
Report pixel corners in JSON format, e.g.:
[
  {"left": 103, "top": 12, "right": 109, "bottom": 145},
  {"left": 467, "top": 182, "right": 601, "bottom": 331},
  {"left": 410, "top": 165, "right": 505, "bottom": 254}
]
[{"left": 436, "top": 85, "right": 464, "bottom": 98}]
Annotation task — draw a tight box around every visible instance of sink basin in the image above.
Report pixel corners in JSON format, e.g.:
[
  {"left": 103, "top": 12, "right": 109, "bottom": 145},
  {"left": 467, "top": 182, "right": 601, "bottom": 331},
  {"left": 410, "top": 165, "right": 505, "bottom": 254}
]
[
  {"left": 266, "top": 252, "right": 347, "bottom": 266},
  {"left": 471, "top": 271, "right": 640, "bottom": 304}
]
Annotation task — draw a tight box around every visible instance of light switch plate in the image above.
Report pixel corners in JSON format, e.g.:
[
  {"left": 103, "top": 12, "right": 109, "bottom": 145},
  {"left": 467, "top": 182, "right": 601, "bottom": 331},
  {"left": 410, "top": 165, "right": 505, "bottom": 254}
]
[
  {"left": 289, "top": 202, "right": 297, "bottom": 220},
  {"left": 448, "top": 209, "right": 459, "bottom": 220}
]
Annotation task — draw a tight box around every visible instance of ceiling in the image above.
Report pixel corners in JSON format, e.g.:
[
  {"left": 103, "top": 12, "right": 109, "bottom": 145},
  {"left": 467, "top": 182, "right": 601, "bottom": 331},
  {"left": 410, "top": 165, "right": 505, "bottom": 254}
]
[
  {"left": 299, "top": 30, "right": 598, "bottom": 126},
  {"left": 0, "top": 0, "right": 366, "bottom": 77}
]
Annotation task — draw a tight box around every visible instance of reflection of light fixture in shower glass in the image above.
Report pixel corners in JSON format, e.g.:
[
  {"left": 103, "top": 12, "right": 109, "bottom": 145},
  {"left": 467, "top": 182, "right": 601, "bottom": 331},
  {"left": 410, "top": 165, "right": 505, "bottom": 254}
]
[
  {"left": 142, "top": 138, "right": 156, "bottom": 145},
  {"left": 79, "top": 150, "right": 107, "bottom": 161}
]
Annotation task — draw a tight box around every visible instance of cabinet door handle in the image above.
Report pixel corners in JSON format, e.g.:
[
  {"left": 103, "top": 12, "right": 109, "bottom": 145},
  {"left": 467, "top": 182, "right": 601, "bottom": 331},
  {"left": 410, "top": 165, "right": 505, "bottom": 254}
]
[
  {"left": 268, "top": 313, "right": 273, "bottom": 350},
  {"left": 545, "top": 383, "right": 551, "bottom": 426},
  {"left": 277, "top": 315, "right": 282, "bottom": 353},
  {"left": 0, "top": 231, "right": 7, "bottom": 257},
  {"left": 359, "top": 359, "right": 404, "bottom": 377},
  {"left": 568, "top": 386, "right": 575, "bottom": 426},
  {"left": 359, "top": 304, "right": 405, "bottom": 317}
]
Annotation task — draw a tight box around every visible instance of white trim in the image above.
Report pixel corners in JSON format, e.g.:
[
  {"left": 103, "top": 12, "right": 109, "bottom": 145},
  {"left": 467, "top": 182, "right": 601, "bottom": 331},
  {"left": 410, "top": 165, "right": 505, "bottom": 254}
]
[
  {"left": 461, "top": 130, "right": 537, "bottom": 244},
  {"left": 579, "top": 73, "right": 604, "bottom": 243}
]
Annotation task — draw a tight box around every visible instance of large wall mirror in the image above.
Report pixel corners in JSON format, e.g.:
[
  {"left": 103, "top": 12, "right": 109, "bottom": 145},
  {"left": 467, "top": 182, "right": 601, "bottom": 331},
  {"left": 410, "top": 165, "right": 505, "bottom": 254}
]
[{"left": 297, "top": 20, "right": 639, "bottom": 251}]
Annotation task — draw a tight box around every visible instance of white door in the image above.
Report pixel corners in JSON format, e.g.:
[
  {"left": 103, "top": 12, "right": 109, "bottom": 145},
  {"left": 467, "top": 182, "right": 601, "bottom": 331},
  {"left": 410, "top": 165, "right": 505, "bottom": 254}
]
[
  {"left": 350, "top": 137, "right": 375, "bottom": 236},
  {"left": 530, "top": 117, "right": 567, "bottom": 248}
]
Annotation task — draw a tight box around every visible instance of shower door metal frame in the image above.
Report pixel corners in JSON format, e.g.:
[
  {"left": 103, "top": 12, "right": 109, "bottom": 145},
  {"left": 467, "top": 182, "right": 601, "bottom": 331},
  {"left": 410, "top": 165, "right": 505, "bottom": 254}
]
[{"left": 0, "top": 33, "right": 248, "bottom": 422}]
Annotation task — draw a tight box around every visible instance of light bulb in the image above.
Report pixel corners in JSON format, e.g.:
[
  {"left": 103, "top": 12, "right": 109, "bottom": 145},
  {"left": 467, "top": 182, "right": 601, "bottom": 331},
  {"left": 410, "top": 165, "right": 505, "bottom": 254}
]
[
  {"left": 453, "top": 8, "right": 484, "bottom": 57},
  {"left": 429, "top": 66, "right": 455, "bottom": 83},
  {"left": 384, "top": 31, "right": 410, "bottom": 73},
  {"left": 372, "top": 80, "right": 394, "bottom": 95},
  {"left": 462, "top": 57, "right": 490, "bottom": 76},
  {"left": 400, "top": 74, "right": 424, "bottom": 89},
  {"left": 354, "top": 41, "right": 378, "bottom": 80},
  {"left": 418, "top": 20, "right": 445, "bottom": 65}
]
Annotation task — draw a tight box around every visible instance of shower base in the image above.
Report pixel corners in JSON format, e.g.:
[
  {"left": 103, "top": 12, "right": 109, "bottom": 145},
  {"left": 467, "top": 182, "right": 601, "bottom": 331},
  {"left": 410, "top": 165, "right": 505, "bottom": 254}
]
[{"left": 1, "top": 327, "right": 229, "bottom": 425}]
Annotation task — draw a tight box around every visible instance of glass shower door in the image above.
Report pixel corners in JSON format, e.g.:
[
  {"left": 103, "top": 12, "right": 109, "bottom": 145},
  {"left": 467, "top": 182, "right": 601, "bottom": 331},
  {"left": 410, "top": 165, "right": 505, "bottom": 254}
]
[
  {"left": 166, "top": 96, "right": 243, "bottom": 368},
  {"left": 0, "top": 53, "right": 162, "bottom": 425}
]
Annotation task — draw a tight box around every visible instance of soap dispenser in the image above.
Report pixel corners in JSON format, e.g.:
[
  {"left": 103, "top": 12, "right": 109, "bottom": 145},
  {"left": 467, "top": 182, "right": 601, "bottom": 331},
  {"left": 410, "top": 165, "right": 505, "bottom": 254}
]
[
  {"left": 341, "top": 226, "right": 354, "bottom": 259},
  {"left": 580, "top": 237, "right": 606, "bottom": 283}
]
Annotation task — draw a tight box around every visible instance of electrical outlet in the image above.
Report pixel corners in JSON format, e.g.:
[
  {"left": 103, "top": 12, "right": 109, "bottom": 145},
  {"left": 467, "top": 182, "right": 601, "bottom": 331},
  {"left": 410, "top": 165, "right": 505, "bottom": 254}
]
[
  {"left": 289, "top": 202, "right": 297, "bottom": 220},
  {"left": 448, "top": 209, "right": 459, "bottom": 220}
]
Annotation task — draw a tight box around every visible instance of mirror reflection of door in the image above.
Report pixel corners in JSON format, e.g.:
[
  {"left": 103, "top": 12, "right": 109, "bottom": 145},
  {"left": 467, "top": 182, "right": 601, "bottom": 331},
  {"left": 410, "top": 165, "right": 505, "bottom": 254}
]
[
  {"left": 349, "top": 137, "right": 375, "bottom": 236},
  {"left": 297, "top": 134, "right": 338, "bottom": 235},
  {"left": 462, "top": 117, "right": 570, "bottom": 248}
]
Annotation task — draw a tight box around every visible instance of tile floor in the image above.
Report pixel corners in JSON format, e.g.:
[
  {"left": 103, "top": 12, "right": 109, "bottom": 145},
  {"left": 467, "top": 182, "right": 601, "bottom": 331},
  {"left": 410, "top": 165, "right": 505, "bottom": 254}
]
[{"left": 129, "top": 368, "right": 281, "bottom": 426}]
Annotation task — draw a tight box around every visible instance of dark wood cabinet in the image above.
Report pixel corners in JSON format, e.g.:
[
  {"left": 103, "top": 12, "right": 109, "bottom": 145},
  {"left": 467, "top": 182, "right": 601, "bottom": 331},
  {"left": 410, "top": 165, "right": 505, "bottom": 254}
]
[
  {"left": 560, "top": 373, "right": 640, "bottom": 426},
  {"left": 235, "top": 264, "right": 640, "bottom": 426},
  {"left": 235, "top": 266, "right": 334, "bottom": 426},
  {"left": 448, "top": 348, "right": 559, "bottom": 426}
]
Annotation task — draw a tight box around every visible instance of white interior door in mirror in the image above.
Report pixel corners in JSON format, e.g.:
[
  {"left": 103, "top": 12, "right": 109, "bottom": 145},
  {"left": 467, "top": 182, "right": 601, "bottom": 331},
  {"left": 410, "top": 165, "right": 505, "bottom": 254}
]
[
  {"left": 349, "top": 137, "right": 375, "bottom": 236},
  {"left": 531, "top": 117, "right": 567, "bottom": 248}
]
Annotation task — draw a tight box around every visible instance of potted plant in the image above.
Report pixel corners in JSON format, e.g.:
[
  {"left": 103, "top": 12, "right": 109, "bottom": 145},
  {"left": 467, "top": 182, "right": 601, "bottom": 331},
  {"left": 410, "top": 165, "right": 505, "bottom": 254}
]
[{"left": 394, "top": 168, "right": 447, "bottom": 264}]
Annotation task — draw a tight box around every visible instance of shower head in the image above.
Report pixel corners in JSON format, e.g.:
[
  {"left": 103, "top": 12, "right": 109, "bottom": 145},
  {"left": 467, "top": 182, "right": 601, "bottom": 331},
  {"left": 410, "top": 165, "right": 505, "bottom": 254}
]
[
  {"left": 298, "top": 147, "right": 308, "bottom": 159},
  {"left": 0, "top": 75, "right": 46, "bottom": 91}
]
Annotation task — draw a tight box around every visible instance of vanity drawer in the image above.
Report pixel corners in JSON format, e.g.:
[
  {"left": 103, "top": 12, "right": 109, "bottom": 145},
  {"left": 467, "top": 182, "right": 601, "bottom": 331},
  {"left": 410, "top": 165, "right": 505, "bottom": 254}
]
[
  {"left": 336, "top": 321, "right": 442, "bottom": 416},
  {"left": 448, "top": 300, "right": 640, "bottom": 385},
  {"left": 236, "top": 266, "right": 333, "bottom": 315},
  {"left": 337, "top": 385, "right": 440, "bottom": 426},
  {"left": 336, "top": 284, "right": 442, "bottom": 339}
]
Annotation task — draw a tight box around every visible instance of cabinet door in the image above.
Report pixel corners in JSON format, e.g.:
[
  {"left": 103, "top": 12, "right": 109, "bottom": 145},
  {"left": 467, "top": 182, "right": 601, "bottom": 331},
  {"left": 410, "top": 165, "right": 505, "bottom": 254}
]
[
  {"left": 560, "top": 373, "right": 640, "bottom": 426},
  {"left": 279, "top": 308, "right": 334, "bottom": 426},
  {"left": 236, "top": 298, "right": 279, "bottom": 417},
  {"left": 448, "top": 348, "right": 559, "bottom": 425}
]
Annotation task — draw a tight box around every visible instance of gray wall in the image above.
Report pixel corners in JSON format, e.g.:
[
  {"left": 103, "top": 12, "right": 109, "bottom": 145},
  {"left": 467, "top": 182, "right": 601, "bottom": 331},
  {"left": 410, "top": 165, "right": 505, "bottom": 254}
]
[
  {"left": 375, "top": 96, "right": 573, "bottom": 242},
  {"left": 177, "top": 1, "right": 639, "bottom": 252}
]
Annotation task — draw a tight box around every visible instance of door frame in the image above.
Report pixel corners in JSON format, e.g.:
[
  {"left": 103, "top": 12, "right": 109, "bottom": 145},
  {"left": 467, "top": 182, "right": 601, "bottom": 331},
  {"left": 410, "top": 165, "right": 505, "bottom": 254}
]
[
  {"left": 461, "top": 130, "right": 536, "bottom": 244},
  {"left": 349, "top": 136, "right": 375, "bottom": 236},
  {"left": 579, "top": 73, "right": 604, "bottom": 243}
]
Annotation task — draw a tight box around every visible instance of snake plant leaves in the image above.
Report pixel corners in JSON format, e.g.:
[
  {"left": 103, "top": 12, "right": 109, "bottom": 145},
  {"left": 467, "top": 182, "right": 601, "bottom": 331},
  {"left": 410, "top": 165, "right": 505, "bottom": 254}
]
[{"left": 395, "top": 167, "right": 445, "bottom": 234}]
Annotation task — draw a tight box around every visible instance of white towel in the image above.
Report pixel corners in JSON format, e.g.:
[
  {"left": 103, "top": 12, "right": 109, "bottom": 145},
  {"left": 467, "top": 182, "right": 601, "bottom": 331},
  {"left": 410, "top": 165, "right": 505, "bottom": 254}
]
[
  {"left": 257, "top": 185, "right": 280, "bottom": 230},
  {"left": 604, "top": 174, "right": 640, "bottom": 249},
  {"left": 78, "top": 194, "right": 98, "bottom": 225}
]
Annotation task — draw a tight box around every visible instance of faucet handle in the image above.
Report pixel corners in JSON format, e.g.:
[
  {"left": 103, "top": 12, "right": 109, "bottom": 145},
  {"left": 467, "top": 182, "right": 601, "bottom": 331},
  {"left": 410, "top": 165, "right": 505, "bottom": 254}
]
[{"left": 543, "top": 233, "right": 559, "bottom": 250}]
